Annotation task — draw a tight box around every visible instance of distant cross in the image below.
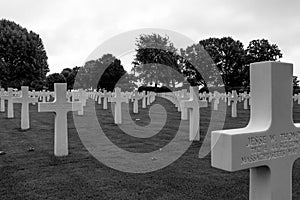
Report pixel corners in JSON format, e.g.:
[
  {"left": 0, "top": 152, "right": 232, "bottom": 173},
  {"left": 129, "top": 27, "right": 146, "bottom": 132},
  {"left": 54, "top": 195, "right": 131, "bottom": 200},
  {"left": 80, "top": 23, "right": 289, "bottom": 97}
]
[
  {"left": 177, "top": 89, "right": 189, "bottom": 120},
  {"left": 141, "top": 91, "right": 147, "bottom": 108},
  {"left": 110, "top": 87, "right": 127, "bottom": 124},
  {"left": 30, "top": 90, "right": 38, "bottom": 105},
  {"left": 213, "top": 91, "right": 220, "bottom": 111},
  {"left": 39, "top": 90, "right": 48, "bottom": 103},
  {"left": 146, "top": 91, "right": 151, "bottom": 106},
  {"left": 212, "top": 62, "right": 300, "bottom": 200},
  {"left": 228, "top": 90, "right": 239, "bottom": 117},
  {"left": 97, "top": 92, "right": 102, "bottom": 105},
  {"left": 0, "top": 88, "right": 5, "bottom": 112},
  {"left": 243, "top": 91, "right": 250, "bottom": 110},
  {"left": 12, "top": 86, "right": 38, "bottom": 129},
  {"left": 38, "top": 83, "right": 82, "bottom": 156},
  {"left": 181, "top": 86, "right": 207, "bottom": 141},
  {"left": 2, "top": 88, "right": 14, "bottom": 118},
  {"left": 78, "top": 89, "right": 88, "bottom": 106},
  {"left": 102, "top": 90, "right": 110, "bottom": 110},
  {"left": 131, "top": 91, "right": 140, "bottom": 114}
]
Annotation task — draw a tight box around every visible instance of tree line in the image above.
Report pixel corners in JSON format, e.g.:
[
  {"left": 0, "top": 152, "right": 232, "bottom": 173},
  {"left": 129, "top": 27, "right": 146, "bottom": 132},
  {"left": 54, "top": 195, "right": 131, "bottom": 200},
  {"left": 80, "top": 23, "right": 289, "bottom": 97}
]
[{"left": 1, "top": 19, "right": 294, "bottom": 92}]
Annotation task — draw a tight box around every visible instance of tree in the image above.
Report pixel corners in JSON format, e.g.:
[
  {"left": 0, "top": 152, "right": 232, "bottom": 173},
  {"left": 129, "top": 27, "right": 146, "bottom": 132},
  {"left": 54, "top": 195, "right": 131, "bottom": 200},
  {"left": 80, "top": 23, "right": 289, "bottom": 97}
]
[
  {"left": 97, "top": 55, "right": 126, "bottom": 91},
  {"left": 132, "top": 33, "right": 184, "bottom": 89},
  {"left": 198, "top": 37, "right": 246, "bottom": 91},
  {"left": 293, "top": 76, "right": 299, "bottom": 90},
  {"left": 61, "top": 67, "right": 79, "bottom": 90},
  {"left": 242, "top": 39, "right": 282, "bottom": 87},
  {"left": 74, "top": 54, "right": 126, "bottom": 91},
  {"left": 179, "top": 44, "right": 221, "bottom": 87},
  {"left": 245, "top": 39, "right": 282, "bottom": 63},
  {"left": 45, "top": 73, "right": 65, "bottom": 91},
  {"left": 115, "top": 73, "right": 138, "bottom": 92},
  {"left": 0, "top": 19, "right": 49, "bottom": 89}
]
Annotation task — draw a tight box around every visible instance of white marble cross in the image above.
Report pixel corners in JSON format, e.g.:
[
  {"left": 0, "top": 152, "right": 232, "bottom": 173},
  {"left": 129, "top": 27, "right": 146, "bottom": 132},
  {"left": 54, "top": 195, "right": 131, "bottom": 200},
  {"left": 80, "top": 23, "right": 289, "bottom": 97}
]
[
  {"left": 212, "top": 61, "right": 300, "bottom": 200},
  {"left": 78, "top": 89, "right": 88, "bottom": 106},
  {"left": 38, "top": 83, "right": 82, "bottom": 156},
  {"left": 39, "top": 90, "right": 48, "bottom": 103},
  {"left": 146, "top": 91, "right": 151, "bottom": 106},
  {"left": 213, "top": 91, "right": 221, "bottom": 111},
  {"left": 0, "top": 88, "right": 5, "bottom": 112},
  {"left": 2, "top": 88, "right": 14, "bottom": 118},
  {"left": 102, "top": 90, "right": 110, "bottom": 110},
  {"left": 228, "top": 90, "right": 239, "bottom": 117},
  {"left": 141, "top": 91, "right": 147, "bottom": 108},
  {"left": 97, "top": 92, "right": 102, "bottom": 105},
  {"left": 110, "top": 87, "right": 127, "bottom": 124},
  {"left": 178, "top": 89, "right": 189, "bottom": 120},
  {"left": 181, "top": 86, "right": 207, "bottom": 141},
  {"left": 131, "top": 91, "right": 140, "bottom": 114},
  {"left": 12, "top": 86, "right": 38, "bottom": 130},
  {"left": 243, "top": 91, "right": 250, "bottom": 110}
]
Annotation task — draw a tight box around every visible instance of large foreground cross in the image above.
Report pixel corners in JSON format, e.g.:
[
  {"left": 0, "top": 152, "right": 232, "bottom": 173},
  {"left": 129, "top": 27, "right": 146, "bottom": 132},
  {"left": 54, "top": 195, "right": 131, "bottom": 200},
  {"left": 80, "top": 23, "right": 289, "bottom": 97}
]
[
  {"left": 212, "top": 61, "right": 300, "bottom": 200},
  {"left": 38, "top": 83, "right": 82, "bottom": 156}
]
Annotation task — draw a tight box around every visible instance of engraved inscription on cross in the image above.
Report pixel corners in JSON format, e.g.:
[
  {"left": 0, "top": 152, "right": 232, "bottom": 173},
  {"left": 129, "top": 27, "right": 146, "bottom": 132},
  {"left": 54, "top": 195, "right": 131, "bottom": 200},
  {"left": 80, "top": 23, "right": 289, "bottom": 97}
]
[
  {"left": 38, "top": 83, "right": 82, "bottom": 156},
  {"left": 212, "top": 62, "right": 300, "bottom": 200}
]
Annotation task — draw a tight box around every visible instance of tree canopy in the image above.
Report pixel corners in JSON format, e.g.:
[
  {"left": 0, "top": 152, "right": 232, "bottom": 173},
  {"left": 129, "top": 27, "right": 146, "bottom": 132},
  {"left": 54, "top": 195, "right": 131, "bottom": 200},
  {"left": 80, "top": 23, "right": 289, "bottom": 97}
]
[
  {"left": 0, "top": 19, "right": 49, "bottom": 89},
  {"left": 132, "top": 33, "right": 184, "bottom": 89},
  {"left": 0, "top": 19, "right": 285, "bottom": 92},
  {"left": 73, "top": 54, "right": 126, "bottom": 91},
  {"left": 45, "top": 73, "right": 65, "bottom": 91}
]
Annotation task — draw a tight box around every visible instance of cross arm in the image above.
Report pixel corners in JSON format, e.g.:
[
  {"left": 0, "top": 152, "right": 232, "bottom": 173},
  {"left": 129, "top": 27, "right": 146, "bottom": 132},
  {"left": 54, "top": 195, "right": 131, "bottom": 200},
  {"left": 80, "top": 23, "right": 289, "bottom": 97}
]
[{"left": 211, "top": 125, "right": 300, "bottom": 172}]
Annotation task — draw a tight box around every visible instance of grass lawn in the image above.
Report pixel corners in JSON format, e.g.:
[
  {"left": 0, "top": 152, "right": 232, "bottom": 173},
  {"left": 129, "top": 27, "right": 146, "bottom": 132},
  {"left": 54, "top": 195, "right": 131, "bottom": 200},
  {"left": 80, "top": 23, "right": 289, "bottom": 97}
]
[{"left": 1, "top": 97, "right": 300, "bottom": 200}]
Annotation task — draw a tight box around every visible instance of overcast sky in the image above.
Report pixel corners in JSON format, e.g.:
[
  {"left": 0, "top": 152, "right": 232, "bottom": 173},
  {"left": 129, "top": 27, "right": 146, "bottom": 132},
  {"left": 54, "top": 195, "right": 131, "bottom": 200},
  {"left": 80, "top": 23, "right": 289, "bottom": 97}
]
[{"left": 1, "top": 0, "right": 299, "bottom": 76}]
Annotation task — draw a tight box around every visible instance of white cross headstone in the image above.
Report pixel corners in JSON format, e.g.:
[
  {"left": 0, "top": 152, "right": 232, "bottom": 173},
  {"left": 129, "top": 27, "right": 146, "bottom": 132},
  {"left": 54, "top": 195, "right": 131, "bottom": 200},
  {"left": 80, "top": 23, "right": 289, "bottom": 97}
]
[
  {"left": 2, "top": 88, "right": 14, "bottom": 118},
  {"left": 38, "top": 83, "right": 82, "bottom": 156},
  {"left": 227, "top": 92, "right": 232, "bottom": 106},
  {"left": 243, "top": 91, "right": 250, "bottom": 110},
  {"left": 40, "top": 90, "right": 48, "bottom": 103},
  {"left": 213, "top": 91, "right": 220, "bottom": 111},
  {"left": 181, "top": 86, "right": 207, "bottom": 141},
  {"left": 0, "top": 88, "right": 5, "bottom": 112},
  {"left": 228, "top": 90, "right": 239, "bottom": 118},
  {"left": 102, "top": 90, "right": 110, "bottom": 110},
  {"left": 110, "top": 87, "right": 127, "bottom": 124},
  {"left": 78, "top": 89, "right": 88, "bottom": 106},
  {"left": 178, "top": 89, "right": 189, "bottom": 120},
  {"left": 131, "top": 91, "right": 140, "bottom": 114},
  {"left": 212, "top": 61, "right": 299, "bottom": 200},
  {"left": 12, "top": 86, "right": 38, "bottom": 129},
  {"left": 141, "top": 91, "right": 147, "bottom": 108},
  {"left": 97, "top": 92, "right": 102, "bottom": 105}
]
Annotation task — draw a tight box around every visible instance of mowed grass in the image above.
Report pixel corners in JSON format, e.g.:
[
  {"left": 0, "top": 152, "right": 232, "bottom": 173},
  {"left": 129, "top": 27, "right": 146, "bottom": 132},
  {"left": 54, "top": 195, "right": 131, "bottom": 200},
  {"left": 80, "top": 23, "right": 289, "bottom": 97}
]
[{"left": 1, "top": 97, "right": 300, "bottom": 200}]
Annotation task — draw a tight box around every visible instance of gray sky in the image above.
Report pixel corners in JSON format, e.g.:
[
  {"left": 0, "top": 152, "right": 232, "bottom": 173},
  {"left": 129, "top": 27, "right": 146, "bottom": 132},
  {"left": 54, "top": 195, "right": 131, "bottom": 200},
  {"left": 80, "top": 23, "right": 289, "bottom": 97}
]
[{"left": 1, "top": 0, "right": 299, "bottom": 76}]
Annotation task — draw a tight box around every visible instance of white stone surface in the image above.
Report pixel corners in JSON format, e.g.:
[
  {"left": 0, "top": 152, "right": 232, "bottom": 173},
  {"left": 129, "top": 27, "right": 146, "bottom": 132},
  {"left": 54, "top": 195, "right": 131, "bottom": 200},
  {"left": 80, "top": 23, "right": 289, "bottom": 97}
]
[
  {"left": 212, "top": 61, "right": 299, "bottom": 200},
  {"left": 38, "top": 83, "right": 82, "bottom": 156},
  {"left": 0, "top": 88, "right": 5, "bottom": 112},
  {"left": 181, "top": 86, "right": 207, "bottom": 141},
  {"left": 2, "top": 88, "right": 14, "bottom": 118},
  {"left": 131, "top": 91, "right": 140, "bottom": 114},
  {"left": 110, "top": 87, "right": 127, "bottom": 124},
  {"left": 12, "top": 86, "right": 38, "bottom": 130}
]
